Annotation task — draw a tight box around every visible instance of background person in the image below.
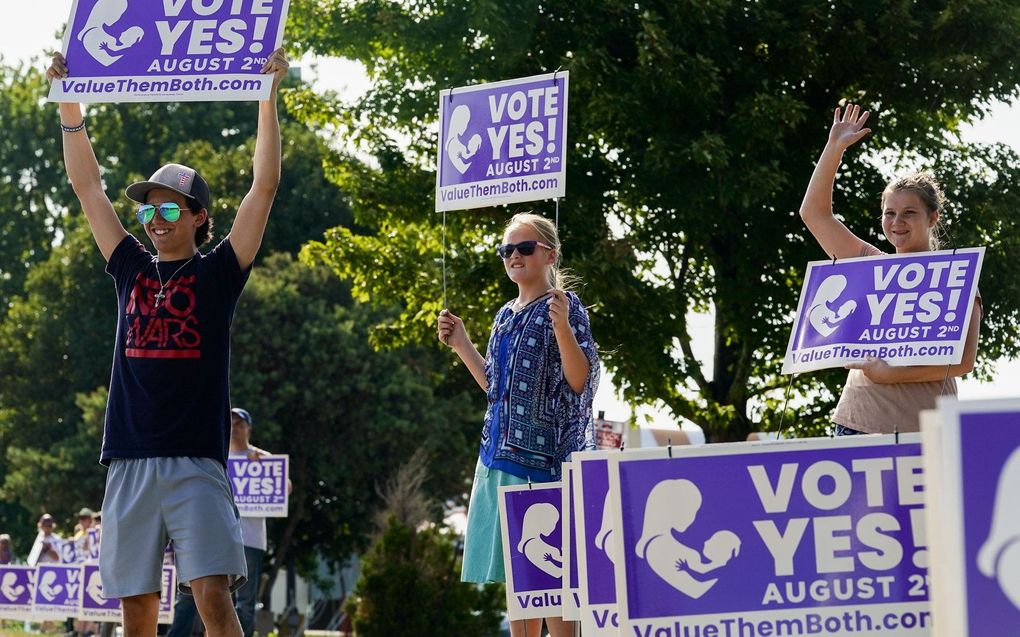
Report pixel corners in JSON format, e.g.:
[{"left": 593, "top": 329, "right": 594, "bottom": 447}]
[
  {"left": 73, "top": 508, "right": 100, "bottom": 636},
  {"left": 168, "top": 407, "right": 283, "bottom": 637},
  {"left": 169, "top": 407, "right": 289, "bottom": 637},
  {"left": 228, "top": 407, "right": 284, "bottom": 637},
  {"left": 437, "top": 212, "right": 600, "bottom": 637},
  {"left": 0, "top": 534, "right": 14, "bottom": 564},
  {"left": 27, "top": 513, "right": 61, "bottom": 566}
]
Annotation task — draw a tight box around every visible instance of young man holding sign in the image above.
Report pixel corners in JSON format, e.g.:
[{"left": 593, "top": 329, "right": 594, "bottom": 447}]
[{"left": 46, "top": 48, "right": 288, "bottom": 637}]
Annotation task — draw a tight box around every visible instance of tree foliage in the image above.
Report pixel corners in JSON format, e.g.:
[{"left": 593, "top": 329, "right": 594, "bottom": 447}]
[
  {"left": 287, "top": 0, "right": 1020, "bottom": 441},
  {"left": 228, "top": 253, "right": 481, "bottom": 579},
  {"left": 0, "top": 65, "right": 355, "bottom": 545},
  {"left": 345, "top": 451, "right": 503, "bottom": 637},
  {"left": 0, "top": 62, "right": 74, "bottom": 314},
  {"left": 347, "top": 520, "right": 504, "bottom": 637},
  {"left": 0, "top": 63, "right": 482, "bottom": 572}
]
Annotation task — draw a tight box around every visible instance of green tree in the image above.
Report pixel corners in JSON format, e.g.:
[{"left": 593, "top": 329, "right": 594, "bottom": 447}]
[
  {"left": 0, "top": 65, "right": 359, "bottom": 549},
  {"left": 288, "top": 0, "right": 1020, "bottom": 440},
  {"left": 345, "top": 450, "right": 503, "bottom": 637},
  {"left": 0, "top": 220, "right": 112, "bottom": 546},
  {"left": 0, "top": 63, "right": 76, "bottom": 314},
  {"left": 228, "top": 254, "right": 481, "bottom": 585}
]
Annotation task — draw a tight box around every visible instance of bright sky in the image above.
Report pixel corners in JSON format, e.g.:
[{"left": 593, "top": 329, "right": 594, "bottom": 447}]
[{"left": 4, "top": 3, "right": 1017, "bottom": 429}]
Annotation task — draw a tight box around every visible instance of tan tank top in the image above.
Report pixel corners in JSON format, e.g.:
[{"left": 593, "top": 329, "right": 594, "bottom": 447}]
[{"left": 832, "top": 370, "right": 956, "bottom": 433}]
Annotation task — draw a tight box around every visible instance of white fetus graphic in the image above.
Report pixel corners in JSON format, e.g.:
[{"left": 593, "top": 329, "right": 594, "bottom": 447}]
[
  {"left": 0, "top": 572, "right": 25, "bottom": 601},
  {"left": 445, "top": 105, "right": 482, "bottom": 174},
  {"left": 77, "top": 0, "right": 144, "bottom": 67},
  {"left": 807, "top": 274, "right": 857, "bottom": 337},
  {"left": 86, "top": 569, "right": 106, "bottom": 603},
  {"left": 594, "top": 490, "right": 616, "bottom": 565},
  {"left": 38, "top": 569, "right": 63, "bottom": 602},
  {"left": 977, "top": 447, "right": 1020, "bottom": 609},
  {"left": 517, "top": 502, "right": 564, "bottom": 578},
  {"left": 635, "top": 479, "right": 741, "bottom": 599}
]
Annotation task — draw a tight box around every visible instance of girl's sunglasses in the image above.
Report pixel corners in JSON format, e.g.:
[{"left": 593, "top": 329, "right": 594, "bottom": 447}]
[
  {"left": 136, "top": 202, "right": 186, "bottom": 224},
  {"left": 496, "top": 240, "right": 553, "bottom": 259}
]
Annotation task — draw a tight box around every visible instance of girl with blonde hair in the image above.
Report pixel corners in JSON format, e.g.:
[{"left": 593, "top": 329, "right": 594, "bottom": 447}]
[
  {"left": 799, "top": 104, "right": 982, "bottom": 434},
  {"left": 438, "top": 212, "right": 600, "bottom": 637}
]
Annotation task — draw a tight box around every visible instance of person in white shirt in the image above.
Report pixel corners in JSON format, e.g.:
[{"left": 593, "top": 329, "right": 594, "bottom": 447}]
[{"left": 27, "top": 514, "right": 61, "bottom": 566}]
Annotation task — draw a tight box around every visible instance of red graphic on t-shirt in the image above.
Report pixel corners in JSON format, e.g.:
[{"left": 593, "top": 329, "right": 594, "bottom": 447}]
[{"left": 125, "top": 273, "right": 201, "bottom": 358}]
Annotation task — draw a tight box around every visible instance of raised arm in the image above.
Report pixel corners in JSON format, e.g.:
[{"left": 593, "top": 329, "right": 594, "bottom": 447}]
[
  {"left": 47, "top": 53, "right": 128, "bottom": 261},
  {"left": 229, "top": 48, "right": 289, "bottom": 270},
  {"left": 799, "top": 104, "right": 873, "bottom": 260}
]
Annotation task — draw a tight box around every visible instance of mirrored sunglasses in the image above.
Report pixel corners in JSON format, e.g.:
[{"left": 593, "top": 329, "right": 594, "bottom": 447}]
[
  {"left": 496, "top": 240, "right": 553, "bottom": 259},
  {"left": 136, "top": 202, "right": 185, "bottom": 224}
]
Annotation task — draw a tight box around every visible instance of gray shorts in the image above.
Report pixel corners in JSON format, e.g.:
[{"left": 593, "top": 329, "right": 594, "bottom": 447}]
[{"left": 100, "top": 457, "right": 247, "bottom": 598}]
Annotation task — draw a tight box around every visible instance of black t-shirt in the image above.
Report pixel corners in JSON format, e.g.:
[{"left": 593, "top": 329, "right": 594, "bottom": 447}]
[{"left": 102, "top": 235, "right": 250, "bottom": 465}]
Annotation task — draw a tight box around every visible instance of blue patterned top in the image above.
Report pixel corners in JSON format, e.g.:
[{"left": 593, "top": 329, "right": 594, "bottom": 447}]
[{"left": 479, "top": 291, "right": 600, "bottom": 482}]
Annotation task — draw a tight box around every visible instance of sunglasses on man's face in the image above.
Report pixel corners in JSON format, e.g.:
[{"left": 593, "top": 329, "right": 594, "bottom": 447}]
[
  {"left": 496, "top": 240, "right": 553, "bottom": 259},
  {"left": 136, "top": 202, "right": 186, "bottom": 225}
]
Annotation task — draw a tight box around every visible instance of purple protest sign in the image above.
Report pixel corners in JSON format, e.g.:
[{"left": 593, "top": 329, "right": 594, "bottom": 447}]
[
  {"left": 86, "top": 528, "right": 101, "bottom": 561},
  {"left": 498, "top": 482, "right": 565, "bottom": 620},
  {"left": 58, "top": 538, "right": 79, "bottom": 564},
  {"left": 608, "top": 436, "right": 932, "bottom": 635},
  {"left": 572, "top": 451, "right": 621, "bottom": 636},
  {"left": 228, "top": 454, "right": 288, "bottom": 517},
  {"left": 595, "top": 417, "right": 625, "bottom": 451},
  {"left": 435, "top": 72, "right": 568, "bottom": 211},
  {"left": 0, "top": 565, "right": 36, "bottom": 621},
  {"left": 158, "top": 566, "right": 177, "bottom": 624},
  {"left": 79, "top": 563, "right": 121, "bottom": 621},
  {"left": 561, "top": 463, "right": 581, "bottom": 620},
  {"left": 928, "top": 398, "right": 1020, "bottom": 637},
  {"left": 783, "top": 248, "right": 983, "bottom": 374},
  {"left": 49, "top": 0, "right": 291, "bottom": 103},
  {"left": 32, "top": 564, "right": 82, "bottom": 621}
]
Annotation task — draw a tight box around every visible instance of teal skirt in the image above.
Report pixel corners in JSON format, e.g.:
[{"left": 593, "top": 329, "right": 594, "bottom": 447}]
[{"left": 461, "top": 458, "right": 528, "bottom": 583}]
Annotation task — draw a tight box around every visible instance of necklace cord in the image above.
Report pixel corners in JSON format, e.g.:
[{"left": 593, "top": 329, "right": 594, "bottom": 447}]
[{"left": 153, "top": 256, "right": 195, "bottom": 307}]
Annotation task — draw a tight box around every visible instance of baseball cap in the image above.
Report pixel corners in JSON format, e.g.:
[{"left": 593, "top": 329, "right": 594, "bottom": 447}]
[
  {"left": 231, "top": 407, "right": 253, "bottom": 426},
  {"left": 77, "top": 507, "right": 95, "bottom": 518},
  {"left": 125, "top": 163, "right": 211, "bottom": 211}
]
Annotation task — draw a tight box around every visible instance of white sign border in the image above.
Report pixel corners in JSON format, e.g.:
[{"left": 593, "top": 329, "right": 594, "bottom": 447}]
[
  {"left": 497, "top": 481, "right": 566, "bottom": 621},
  {"left": 783, "top": 247, "right": 985, "bottom": 374},
  {"left": 605, "top": 435, "right": 925, "bottom": 635},
  {"left": 435, "top": 71, "right": 569, "bottom": 212},
  {"left": 48, "top": 0, "right": 292, "bottom": 103}
]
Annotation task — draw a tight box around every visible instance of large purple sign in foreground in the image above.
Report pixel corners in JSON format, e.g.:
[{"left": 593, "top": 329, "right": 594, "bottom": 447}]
[
  {"left": 572, "top": 451, "right": 621, "bottom": 636},
  {"left": 435, "top": 72, "right": 568, "bottom": 211},
  {"left": 608, "top": 436, "right": 932, "bottom": 636},
  {"left": 783, "top": 248, "right": 983, "bottom": 374},
  {"left": 927, "top": 398, "right": 1020, "bottom": 637},
  {"left": 228, "top": 454, "right": 288, "bottom": 517},
  {"left": 49, "top": 0, "right": 290, "bottom": 103}
]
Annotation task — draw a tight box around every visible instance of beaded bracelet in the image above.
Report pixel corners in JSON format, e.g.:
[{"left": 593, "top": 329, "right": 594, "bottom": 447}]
[{"left": 60, "top": 120, "right": 86, "bottom": 133}]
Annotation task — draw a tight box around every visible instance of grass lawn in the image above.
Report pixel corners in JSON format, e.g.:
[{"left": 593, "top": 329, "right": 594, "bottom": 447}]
[{"left": 0, "top": 624, "right": 67, "bottom": 636}]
